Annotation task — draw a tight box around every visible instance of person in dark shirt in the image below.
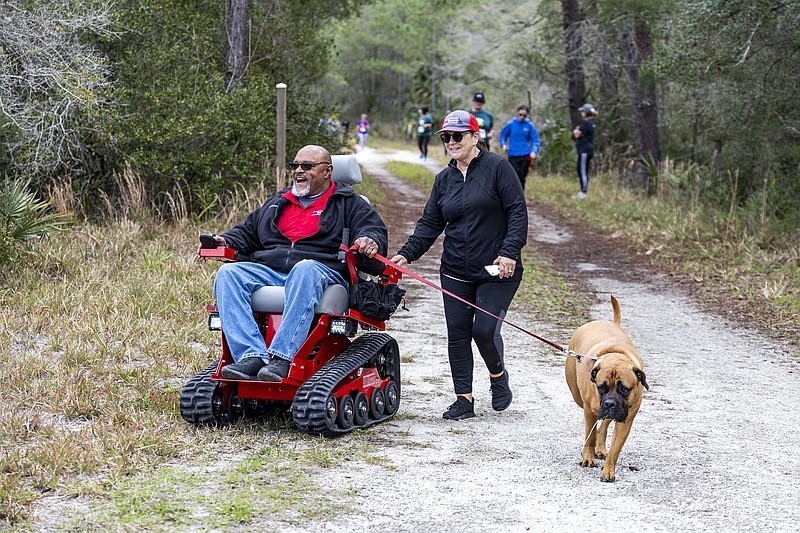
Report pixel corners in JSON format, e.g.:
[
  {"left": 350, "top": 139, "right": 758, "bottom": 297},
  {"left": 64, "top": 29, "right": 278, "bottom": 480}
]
[
  {"left": 208, "top": 145, "right": 387, "bottom": 381},
  {"left": 390, "top": 110, "right": 528, "bottom": 421},
  {"left": 573, "top": 103, "right": 597, "bottom": 199},
  {"left": 416, "top": 107, "right": 434, "bottom": 160},
  {"left": 468, "top": 92, "right": 495, "bottom": 150}
]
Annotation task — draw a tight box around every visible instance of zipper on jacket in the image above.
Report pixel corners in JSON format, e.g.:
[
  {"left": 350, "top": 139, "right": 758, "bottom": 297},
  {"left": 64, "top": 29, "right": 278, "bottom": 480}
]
[{"left": 284, "top": 242, "right": 295, "bottom": 271}]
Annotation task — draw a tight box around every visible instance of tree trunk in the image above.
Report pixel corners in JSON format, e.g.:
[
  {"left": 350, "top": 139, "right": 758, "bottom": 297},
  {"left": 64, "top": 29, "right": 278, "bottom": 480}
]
[
  {"left": 622, "top": 20, "right": 661, "bottom": 194},
  {"left": 691, "top": 108, "right": 699, "bottom": 164},
  {"left": 397, "top": 70, "right": 404, "bottom": 124},
  {"left": 561, "top": 0, "right": 587, "bottom": 129},
  {"left": 225, "top": 0, "right": 249, "bottom": 92}
]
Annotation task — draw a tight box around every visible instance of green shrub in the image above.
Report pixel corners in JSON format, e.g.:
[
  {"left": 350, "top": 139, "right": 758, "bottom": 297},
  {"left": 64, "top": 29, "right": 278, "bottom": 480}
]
[
  {"left": 0, "top": 179, "right": 70, "bottom": 265},
  {"left": 536, "top": 117, "right": 576, "bottom": 175},
  {"left": 94, "top": 1, "right": 342, "bottom": 217}
]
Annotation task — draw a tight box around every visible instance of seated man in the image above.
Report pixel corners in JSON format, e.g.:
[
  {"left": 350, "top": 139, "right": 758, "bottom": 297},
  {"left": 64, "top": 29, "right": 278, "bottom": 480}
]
[{"left": 208, "top": 145, "right": 387, "bottom": 381}]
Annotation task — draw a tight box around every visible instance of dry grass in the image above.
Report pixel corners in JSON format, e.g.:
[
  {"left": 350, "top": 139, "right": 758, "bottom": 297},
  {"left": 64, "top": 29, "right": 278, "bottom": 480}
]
[
  {"left": 527, "top": 170, "right": 800, "bottom": 345},
  {"left": 0, "top": 169, "right": 391, "bottom": 527}
]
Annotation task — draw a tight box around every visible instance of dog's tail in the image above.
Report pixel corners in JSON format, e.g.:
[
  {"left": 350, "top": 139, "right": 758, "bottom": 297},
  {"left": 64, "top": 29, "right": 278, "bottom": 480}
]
[{"left": 611, "top": 295, "right": 621, "bottom": 325}]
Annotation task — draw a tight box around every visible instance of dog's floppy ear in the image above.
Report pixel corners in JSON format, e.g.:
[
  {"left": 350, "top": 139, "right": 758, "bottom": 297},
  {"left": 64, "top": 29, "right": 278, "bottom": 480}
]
[
  {"left": 634, "top": 368, "right": 649, "bottom": 390},
  {"left": 590, "top": 365, "right": 601, "bottom": 383}
]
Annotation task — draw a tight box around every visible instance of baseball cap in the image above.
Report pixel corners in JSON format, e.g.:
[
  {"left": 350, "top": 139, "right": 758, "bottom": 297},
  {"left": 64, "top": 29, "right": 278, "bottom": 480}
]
[
  {"left": 473, "top": 92, "right": 486, "bottom": 102},
  {"left": 435, "top": 110, "right": 480, "bottom": 134},
  {"left": 578, "top": 103, "right": 596, "bottom": 114}
]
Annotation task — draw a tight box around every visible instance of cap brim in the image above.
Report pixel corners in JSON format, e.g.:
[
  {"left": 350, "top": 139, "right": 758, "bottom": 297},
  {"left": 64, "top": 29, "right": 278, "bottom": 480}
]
[{"left": 434, "top": 126, "right": 475, "bottom": 135}]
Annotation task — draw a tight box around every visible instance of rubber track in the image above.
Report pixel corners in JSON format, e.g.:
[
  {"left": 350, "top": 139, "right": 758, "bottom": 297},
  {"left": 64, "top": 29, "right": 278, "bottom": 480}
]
[
  {"left": 292, "top": 333, "right": 400, "bottom": 437},
  {"left": 180, "top": 360, "right": 224, "bottom": 425}
]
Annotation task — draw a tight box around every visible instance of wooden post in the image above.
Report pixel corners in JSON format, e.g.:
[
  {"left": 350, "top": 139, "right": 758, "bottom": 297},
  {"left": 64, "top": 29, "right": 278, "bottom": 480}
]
[{"left": 276, "top": 82, "right": 287, "bottom": 192}]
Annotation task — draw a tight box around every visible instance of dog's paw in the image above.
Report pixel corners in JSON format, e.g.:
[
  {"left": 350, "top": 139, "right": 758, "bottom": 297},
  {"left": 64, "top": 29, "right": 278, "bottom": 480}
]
[
  {"left": 579, "top": 455, "right": 597, "bottom": 468},
  {"left": 600, "top": 465, "right": 616, "bottom": 482},
  {"left": 594, "top": 450, "right": 607, "bottom": 460}
]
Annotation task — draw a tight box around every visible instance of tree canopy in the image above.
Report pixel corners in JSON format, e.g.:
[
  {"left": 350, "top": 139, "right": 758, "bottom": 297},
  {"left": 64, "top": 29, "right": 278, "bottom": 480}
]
[{"left": 1, "top": 0, "right": 797, "bottom": 219}]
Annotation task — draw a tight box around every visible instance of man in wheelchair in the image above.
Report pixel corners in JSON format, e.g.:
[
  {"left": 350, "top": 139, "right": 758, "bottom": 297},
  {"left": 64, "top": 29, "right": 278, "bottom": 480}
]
[{"left": 206, "top": 145, "right": 387, "bottom": 381}]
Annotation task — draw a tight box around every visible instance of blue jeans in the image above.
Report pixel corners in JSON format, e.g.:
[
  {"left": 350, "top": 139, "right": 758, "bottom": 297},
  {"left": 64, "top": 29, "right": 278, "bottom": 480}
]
[{"left": 213, "top": 260, "right": 348, "bottom": 363}]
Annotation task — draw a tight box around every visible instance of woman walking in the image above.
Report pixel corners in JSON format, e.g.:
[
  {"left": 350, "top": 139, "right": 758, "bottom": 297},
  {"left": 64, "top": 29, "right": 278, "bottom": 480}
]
[{"left": 390, "top": 110, "right": 528, "bottom": 420}]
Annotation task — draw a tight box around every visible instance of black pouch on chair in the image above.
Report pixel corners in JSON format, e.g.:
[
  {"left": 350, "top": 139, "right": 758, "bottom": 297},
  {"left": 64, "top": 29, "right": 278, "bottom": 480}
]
[{"left": 348, "top": 281, "right": 406, "bottom": 321}]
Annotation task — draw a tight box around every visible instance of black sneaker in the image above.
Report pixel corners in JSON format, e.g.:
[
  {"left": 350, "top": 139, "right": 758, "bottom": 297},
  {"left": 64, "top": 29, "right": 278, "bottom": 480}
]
[
  {"left": 490, "top": 370, "right": 513, "bottom": 411},
  {"left": 221, "top": 357, "right": 265, "bottom": 380},
  {"left": 257, "top": 357, "right": 291, "bottom": 382},
  {"left": 442, "top": 396, "right": 475, "bottom": 420}
]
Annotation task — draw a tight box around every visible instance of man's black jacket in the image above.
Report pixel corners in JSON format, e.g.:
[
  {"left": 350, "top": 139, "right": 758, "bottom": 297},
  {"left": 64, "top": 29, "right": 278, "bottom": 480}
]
[{"left": 221, "top": 183, "right": 388, "bottom": 279}]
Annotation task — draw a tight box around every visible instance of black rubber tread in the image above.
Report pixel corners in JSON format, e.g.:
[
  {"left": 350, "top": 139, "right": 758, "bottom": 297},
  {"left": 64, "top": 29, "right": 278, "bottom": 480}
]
[
  {"left": 292, "top": 333, "right": 401, "bottom": 437},
  {"left": 180, "top": 360, "right": 227, "bottom": 426}
]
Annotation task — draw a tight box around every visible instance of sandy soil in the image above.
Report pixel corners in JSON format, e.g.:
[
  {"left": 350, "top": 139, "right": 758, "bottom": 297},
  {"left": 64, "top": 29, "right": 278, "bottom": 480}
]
[{"left": 304, "top": 147, "right": 800, "bottom": 532}]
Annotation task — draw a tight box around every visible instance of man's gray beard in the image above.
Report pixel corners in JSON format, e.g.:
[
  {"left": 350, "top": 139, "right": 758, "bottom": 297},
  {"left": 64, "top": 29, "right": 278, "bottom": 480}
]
[{"left": 292, "top": 183, "right": 310, "bottom": 197}]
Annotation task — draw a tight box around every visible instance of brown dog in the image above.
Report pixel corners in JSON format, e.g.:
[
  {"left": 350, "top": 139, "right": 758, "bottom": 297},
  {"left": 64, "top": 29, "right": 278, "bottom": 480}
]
[{"left": 565, "top": 295, "right": 649, "bottom": 482}]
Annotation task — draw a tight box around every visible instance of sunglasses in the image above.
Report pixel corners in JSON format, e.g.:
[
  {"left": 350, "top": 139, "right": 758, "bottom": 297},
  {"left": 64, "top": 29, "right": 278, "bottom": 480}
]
[
  {"left": 288, "top": 161, "right": 331, "bottom": 171},
  {"left": 440, "top": 132, "right": 473, "bottom": 143},
  {"left": 518, "top": 113, "right": 528, "bottom": 118}
]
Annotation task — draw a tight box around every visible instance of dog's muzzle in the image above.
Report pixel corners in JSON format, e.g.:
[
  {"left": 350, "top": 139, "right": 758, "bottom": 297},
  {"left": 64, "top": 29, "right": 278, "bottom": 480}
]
[{"left": 598, "top": 394, "right": 628, "bottom": 422}]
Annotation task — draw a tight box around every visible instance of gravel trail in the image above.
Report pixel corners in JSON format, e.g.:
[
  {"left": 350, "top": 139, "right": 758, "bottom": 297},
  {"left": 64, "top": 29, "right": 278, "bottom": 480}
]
[{"left": 305, "top": 147, "right": 800, "bottom": 532}]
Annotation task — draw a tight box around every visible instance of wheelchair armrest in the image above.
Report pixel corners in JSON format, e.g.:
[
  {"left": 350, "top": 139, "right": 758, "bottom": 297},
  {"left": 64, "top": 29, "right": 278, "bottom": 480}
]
[{"left": 198, "top": 246, "right": 247, "bottom": 262}]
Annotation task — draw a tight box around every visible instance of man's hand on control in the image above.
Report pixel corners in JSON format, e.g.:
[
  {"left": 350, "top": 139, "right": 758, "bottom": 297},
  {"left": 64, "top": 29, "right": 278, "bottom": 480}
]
[{"left": 354, "top": 237, "right": 380, "bottom": 258}]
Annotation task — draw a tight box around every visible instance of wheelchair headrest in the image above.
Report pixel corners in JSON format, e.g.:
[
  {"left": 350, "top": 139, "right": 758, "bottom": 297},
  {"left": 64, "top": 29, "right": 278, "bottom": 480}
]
[{"left": 331, "top": 155, "right": 362, "bottom": 185}]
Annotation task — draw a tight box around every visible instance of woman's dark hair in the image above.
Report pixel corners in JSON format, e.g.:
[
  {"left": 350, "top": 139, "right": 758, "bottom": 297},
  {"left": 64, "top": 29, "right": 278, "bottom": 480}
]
[
  {"left": 420, "top": 106, "right": 429, "bottom": 114},
  {"left": 476, "top": 137, "right": 488, "bottom": 151}
]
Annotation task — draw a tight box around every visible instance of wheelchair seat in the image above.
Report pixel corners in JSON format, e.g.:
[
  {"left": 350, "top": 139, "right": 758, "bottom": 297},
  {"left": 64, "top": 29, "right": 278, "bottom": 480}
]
[{"left": 251, "top": 284, "right": 349, "bottom": 315}]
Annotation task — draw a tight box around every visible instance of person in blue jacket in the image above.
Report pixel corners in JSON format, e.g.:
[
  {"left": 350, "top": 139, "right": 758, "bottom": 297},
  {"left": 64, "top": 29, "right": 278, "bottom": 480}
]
[
  {"left": 499, "top": 105, "right": 540, "bottom": 190},
  {"left": 390, "top": 110, "right": 528, "bottom": 421}
]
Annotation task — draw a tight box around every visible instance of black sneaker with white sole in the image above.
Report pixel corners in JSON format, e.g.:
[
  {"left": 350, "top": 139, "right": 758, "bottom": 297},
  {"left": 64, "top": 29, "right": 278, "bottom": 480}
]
[
  {"left": 490, "top": 370, "right": 512, "bottom": 411},
  {"left": 442, "top": 396, "right": 475, "bottom": 420}
]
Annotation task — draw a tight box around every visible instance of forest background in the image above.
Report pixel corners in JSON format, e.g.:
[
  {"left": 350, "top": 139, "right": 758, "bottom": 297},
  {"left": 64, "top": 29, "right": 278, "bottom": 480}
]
[
  {"left": 2, "top": 0, "right": 800, "bottom": 526},
  {"left": 2, "top": 0, "right": 799, "bottom": 217}
]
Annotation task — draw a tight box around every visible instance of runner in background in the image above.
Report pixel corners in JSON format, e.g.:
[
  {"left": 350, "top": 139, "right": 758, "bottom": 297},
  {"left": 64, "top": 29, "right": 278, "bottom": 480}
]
[
  {"left": 417, "top": 107, "right": 434, "bottom": 160},
  {"left": 356, "top": 114, "right": 369, "bottom": 149},
  {"left": 468, "top": 92, "right": 495, "bottom": 150},
  {"left": 499, "top": 105, "right": 540, "bottom": 190}
]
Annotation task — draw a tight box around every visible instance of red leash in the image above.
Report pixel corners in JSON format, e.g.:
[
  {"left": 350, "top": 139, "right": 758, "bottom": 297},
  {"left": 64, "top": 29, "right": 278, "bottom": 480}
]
[{"left": 347, "top": 246, "right": 596, "bottom": 361}]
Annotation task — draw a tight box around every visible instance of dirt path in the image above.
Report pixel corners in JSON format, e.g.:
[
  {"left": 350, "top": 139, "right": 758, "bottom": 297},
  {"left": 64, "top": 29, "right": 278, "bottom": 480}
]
[{"left": 304, "top": 147, "right": 800, "bottom": 531}]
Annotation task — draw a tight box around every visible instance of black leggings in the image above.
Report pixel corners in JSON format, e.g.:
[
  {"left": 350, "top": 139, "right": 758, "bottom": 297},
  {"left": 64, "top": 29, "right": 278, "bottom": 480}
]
[
  {"left": 577, "top": 151, "right": 593, "bottom": 193},
  {"left": 440, "top": 275, "right": 521, "bottom": 395},
  {"left": 418, "top": 135, "right": 431, "bottom": 157},
  {"left": 508, "top": 155, "right": 530, "bottom": 189}
]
